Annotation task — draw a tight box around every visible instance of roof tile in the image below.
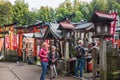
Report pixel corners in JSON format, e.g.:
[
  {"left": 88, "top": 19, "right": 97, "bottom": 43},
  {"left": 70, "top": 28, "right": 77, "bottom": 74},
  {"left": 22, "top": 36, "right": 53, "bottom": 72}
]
[{"left": 59, "top": 22, "right": 74, "bottom": 29}]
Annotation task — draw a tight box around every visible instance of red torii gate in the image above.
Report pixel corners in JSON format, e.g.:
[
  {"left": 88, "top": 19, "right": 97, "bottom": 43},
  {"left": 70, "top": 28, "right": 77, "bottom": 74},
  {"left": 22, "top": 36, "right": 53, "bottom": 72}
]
[
  {"left": 14, "top": 22, "right": 48, "bottom": 61},
  {"left": 0, "top": 22, "right": 17, "bottom": 60}
]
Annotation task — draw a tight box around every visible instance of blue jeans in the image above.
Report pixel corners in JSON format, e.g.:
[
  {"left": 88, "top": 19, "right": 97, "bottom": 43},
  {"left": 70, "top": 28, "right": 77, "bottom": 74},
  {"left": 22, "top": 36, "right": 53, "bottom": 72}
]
[
  {"left": 40, "top": 62, "right": 48, "bottom": 80},
  {"left": 75, "top": 58, "right": 85, "bottom": 77}
]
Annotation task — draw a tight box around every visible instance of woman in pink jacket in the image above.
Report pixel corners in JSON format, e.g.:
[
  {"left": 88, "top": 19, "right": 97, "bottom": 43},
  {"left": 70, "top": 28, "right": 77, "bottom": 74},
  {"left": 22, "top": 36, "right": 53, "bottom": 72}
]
[{"left": 38, "top": 42, "right": 49, "bottom": 80}]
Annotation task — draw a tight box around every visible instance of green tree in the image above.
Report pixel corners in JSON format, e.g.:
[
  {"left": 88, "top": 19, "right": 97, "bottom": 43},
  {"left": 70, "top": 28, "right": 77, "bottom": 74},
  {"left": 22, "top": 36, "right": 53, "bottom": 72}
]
[
  {"left": 71, "top": 0, "right": 84, "bottom": 21},
  {"left": 71, "top": 11, "right": 83, "bottom": 22},
  {"left": 55, "top": 0, "right": 73, "bottom": 21},
  {"left": 0, "top": 0, "right": 13, "bottom": 26},
  {"left": 102, "top": 0, "right": 120, "bottom": 16},
  {"left": 91, "top": 0, "right": 108, "bottom": 12},
  {"left": 112, "top": 1, "right": 120, "bottom": 16},
  {"left": 49, "top": 7, "right": 56, "bottom": 22},
  {"left": 4, "top": 0, "right": 120, "bottom": 26},
  {"left": 79, "top": 2, "right": 91, "bottom": 20},
  {"left": 64, "top": 0, "right": 73, "bottom": 12},
  {"left": 38, "top": 6, "right": 54, "bottom": 22},
  {"left": 12, "top": 0, "right": 29, "bottom": 26},
  {"left": 73, "top": 0, "right": 81, "bottom": 11},
  {"left": 27, "top": 9, "right": 39, "bottom": 24},
  {"left": 115, "top": 0, "right": 120, "bottom": 4}
]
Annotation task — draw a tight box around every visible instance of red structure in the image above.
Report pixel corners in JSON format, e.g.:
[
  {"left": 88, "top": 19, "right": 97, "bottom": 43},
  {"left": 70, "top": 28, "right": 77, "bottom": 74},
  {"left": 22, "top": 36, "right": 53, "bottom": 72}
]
[
  {"left": 0, "top": 22, "right": 17, "bottom": 60},
  {"left": 15, "top": 23, "right": 48, "bottom": 61}
]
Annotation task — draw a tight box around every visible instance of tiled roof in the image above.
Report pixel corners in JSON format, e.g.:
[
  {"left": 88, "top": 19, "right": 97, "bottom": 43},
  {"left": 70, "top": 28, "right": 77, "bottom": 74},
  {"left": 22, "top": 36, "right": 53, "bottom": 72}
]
[
  {"left": 23, "top": 32, "right": 43, "bottom": 38},
  {"left": 58, "top": 22, "right": 74, "bottom": 30},
  {"left": 43, "top": 23, "right": 63, "bottom": 39},
  {"left": 95, "top": 11, "right": 114, "bottom": 20},
  {"left": 74, "top": 22, "right": 94, "bottom": 30},
  {"left": 91, "top": 11, "right": 114, "bottom": 22},
  {"left": 3, "top": 22, "right": 17, "bottom": 27},
  {"left": 14, "top": 25, "right": 29, "bottom": 29}
]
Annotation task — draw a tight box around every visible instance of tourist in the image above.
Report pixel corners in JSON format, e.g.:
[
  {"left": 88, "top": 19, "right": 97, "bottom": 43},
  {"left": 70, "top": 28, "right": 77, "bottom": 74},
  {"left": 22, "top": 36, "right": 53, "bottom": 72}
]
[
  {"left": 48, "top": 46, "right": 59, "bottom": 80},
  {"left": 38, "top": 42, "right": 49, "bottom": 80},
  {"left": 75, "top": 40, "right": 86, "bottom": 79}
]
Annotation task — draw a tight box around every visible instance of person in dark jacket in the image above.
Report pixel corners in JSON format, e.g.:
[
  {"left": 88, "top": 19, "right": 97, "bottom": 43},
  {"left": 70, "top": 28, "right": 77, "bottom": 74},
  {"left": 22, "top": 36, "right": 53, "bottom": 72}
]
[
  {"left": 75, "top": 40, "right": 86, "bottom": 79},
  {"left": 48, "top": 46, "right": 59, "bottom": 80}
]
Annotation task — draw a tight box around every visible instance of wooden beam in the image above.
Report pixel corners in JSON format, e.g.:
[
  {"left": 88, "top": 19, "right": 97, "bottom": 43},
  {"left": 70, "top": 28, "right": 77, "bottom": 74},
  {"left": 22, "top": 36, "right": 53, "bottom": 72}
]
[
  {"left": 0, "top": 31, "right": 9, "bottom": 34},
  {"left": 3, "top": 22, "right": 17, "bottom": 27}
]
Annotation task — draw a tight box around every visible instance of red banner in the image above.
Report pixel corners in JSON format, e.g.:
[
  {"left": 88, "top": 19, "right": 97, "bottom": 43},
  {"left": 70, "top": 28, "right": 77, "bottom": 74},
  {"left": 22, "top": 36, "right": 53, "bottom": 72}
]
[
  {"left": 12, "top": 34, "right": 18, "bottom": 50},
  {"left": 107, "top": 11, "right": 117, "bottom": 45}
]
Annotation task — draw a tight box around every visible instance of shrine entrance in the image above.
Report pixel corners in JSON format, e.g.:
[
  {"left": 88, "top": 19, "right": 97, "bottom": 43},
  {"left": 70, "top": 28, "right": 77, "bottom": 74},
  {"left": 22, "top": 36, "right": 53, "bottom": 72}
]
[{"left": 22, "top": 38, "right": 34, "bottom": 63}]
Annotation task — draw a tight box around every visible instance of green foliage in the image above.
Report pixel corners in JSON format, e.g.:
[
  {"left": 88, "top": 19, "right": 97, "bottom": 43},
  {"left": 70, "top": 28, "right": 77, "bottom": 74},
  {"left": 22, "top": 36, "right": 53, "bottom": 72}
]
[
  {"left": 73, "top": 0, "right": 81, "bottom": 11},
  {"left": 71, "top": 11, "right": 83, "bottom": 22},
  {"left": 115, "top": 0, "right": 120, "bottom": 4},
  {"left": 0, "top": 0, "right": 13, "bottom": 26},
  {"left": 37, "top": 6, "right": 54, "bottom": 22},
  {"left": 28, "top": 9, "right": 39, "bottom": 24},
  {"left": 12, "top": 0, "right": 29, "bottom": 26},
  {"left": 79, "top": 2, "right": 90, "bottom": 20},
  {"left": 55, "top": 0, "right": 73, "bottom": 21},
  {"left": 0, "top": 0, "right": 120, "bottom": 26},
  {"left": 91, "top": 0, "right": 108, "bottom": 12}
]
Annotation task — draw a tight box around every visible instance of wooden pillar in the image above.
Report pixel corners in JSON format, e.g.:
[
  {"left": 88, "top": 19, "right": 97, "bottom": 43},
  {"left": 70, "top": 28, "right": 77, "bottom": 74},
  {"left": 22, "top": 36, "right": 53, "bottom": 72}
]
[
  {"left": 92, "top": 47, "right": 98, "bottom": 80},
  {"left": 33, "top": 38, "right": 37, "bottom": 61},
  {"left": 4, "top": 37, "right": 6, "bottom": 59},
  {"left": 79, "top": 32, "right": 81, "bottom": 40},
  {"left": 64, "top": 41, "right": 69, "bottom": 60},
  {"left": 8, "top": 26, "right": 13, "bottom": 61},
  {"left": 18, "top": 30, "right": 23, "bottom": 61},
  {"left": 10, "top": 26, "right": 13, "bottom": 50},
  {"left": 60, "top": 41, "right": 63, "bottom": 58},
  {"left": 0, "top": 28, "right": 3, "bottom": 51},
  {"left": 26, "top": 40, "right": 29, "bottom": 60},
  {"left": 99, "top": 38, "right": 107, "bottom": 80},
  {"left": 64, "top": 40, "right": 70, "bottom": 73},
  {"left": 92, "top": 32, "right": 95, "bottom": 42}
]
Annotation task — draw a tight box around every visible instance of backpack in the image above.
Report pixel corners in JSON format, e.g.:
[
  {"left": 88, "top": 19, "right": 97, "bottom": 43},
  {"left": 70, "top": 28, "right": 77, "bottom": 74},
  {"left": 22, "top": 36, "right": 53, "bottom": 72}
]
[{"left": 75, "top": 46, "right": 85, "bottom": 58}]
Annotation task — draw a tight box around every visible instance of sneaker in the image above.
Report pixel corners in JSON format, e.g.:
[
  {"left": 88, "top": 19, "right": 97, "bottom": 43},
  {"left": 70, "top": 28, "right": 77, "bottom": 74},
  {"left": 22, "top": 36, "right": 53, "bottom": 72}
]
[
  {"left": 80, "top": 77, "right": 84, "bottom": 80},
  {"left": 73, "top": 76, "right": 79, "bottom": 79},
  {"left": 52, "top": 77, "right": 55, "bottom": 79},
  {"left": 95, "top": 74, "right": 100, "bottom": 78},
  {"left": 49, "top": 77, "right": 52, "bottom": 80}
]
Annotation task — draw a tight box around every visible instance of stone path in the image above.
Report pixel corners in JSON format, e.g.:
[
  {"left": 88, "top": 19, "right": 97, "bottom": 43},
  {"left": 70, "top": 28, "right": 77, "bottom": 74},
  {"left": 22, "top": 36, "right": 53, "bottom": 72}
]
[{"left": 0, "top": 62, "right": 95, "bottom": 80}]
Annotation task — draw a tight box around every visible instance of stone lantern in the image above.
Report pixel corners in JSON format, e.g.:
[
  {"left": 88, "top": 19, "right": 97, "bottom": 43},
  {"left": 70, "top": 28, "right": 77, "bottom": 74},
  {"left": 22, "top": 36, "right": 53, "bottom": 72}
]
[
  {"left": 58, "top": 22, "right": 74, "bottom": 59},
  {"left": 91, "top": 11, "right": 114, "bottom": 80},
  {"left": 92, "top": 11, "right": 114, "bottom": 37},
  {"left": 58, "top": 22, "right": 74, "bottom": 73}
]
